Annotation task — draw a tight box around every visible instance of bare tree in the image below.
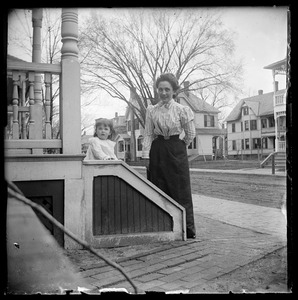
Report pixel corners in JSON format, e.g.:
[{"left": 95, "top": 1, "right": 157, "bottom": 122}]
[{"left": 79, "top": 8, "right": 243, "bottom": 127}]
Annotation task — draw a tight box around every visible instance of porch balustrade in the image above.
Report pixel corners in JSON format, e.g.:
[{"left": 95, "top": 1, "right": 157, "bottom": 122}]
[
  {"left": 278, "top": 141, "right": 286, "bottom": 152},
  {"left": 5, "top": 60, "right": 62, "bottom": 155}
]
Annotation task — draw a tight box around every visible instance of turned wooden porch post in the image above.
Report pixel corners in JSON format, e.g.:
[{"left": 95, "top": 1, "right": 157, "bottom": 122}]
[
  {"left": 31, "top": 9, "right": 43, "bottom": 145},
  {"left": 60, "top": 9, "right": 81, "bottom": 154}
]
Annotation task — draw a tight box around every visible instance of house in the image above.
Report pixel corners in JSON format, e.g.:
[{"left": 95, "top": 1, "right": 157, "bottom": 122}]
[
  {"left": 112, "top": 112, "right": 132, "bottom": 161},
  {"left": 177, "top": 82, "right": 226, "bottom": 160},
  {"left": 225, "top": 58, "right": 287, "bottom": 163},
  {"left": 123, "top": 81, "right": 226, "bottom": 161},
  {"left": 264, "top": 58, "right": 287, "bottom": 153},
  {"left": 5, "top": 8, "right": 186, "bottom": 255},
  {"left": 114, "top": 88, "right": 145, "bottom": 161},
  {"left": 225, "top": 89, "right": 278, "bottom": 158}
]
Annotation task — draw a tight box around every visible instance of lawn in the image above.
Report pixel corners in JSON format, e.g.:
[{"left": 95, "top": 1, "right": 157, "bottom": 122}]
[{"left": 189, "top": 159, "right": 261, "bottom": 170}]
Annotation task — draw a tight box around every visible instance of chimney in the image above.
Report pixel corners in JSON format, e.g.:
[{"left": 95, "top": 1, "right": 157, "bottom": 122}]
[
  {"left": 115, "top": 112, "right": 118, "bottom": 118},
  {"left": 274, "top": 81, "right": 279, "bottom": 92},
  {"left": 184, "top": 81, "right": 190, "bottom": 97},
  {"left": 258, "top": 90, "right": 263, "bottom": 95}
]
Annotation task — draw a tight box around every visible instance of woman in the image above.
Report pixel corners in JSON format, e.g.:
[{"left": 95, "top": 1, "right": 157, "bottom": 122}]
[{"left": 142, "top": 73, "right": 196, "bottom": 239}]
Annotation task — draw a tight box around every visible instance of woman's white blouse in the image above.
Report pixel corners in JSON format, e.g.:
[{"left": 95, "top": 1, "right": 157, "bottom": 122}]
[
  {"left": 84, "top": 137, "right": 118, "bottom": 160},
  {"left": 142, "top": 99, "right": 196, "bottom": 158}
]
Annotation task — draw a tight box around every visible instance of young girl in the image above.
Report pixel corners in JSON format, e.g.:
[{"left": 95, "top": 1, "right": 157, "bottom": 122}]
[{"left": 84, "top": 118, "right": 118, "bottom": 160}]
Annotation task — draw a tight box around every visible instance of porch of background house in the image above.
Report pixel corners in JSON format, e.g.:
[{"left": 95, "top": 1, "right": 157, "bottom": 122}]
[{"left": 261, "top": 60, "right": 287, "bottom": 173}]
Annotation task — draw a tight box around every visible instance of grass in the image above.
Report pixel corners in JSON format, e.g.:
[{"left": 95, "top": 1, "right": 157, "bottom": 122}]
[{"left": 189, "top": 159, "right": 261, "bottom": 170}]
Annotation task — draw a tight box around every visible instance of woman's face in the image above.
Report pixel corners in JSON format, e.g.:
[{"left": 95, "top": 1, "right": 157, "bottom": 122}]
[{"left": 157, "top": 81, "right": 174, "bottom": 103}]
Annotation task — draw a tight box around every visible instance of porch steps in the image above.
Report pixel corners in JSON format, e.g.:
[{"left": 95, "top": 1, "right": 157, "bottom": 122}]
[
  {"left": 263, "top": 152, "right": 286, "bottom": 171},
  {"left": 275, "top": 152, "right": 286, "bottom": 171}
]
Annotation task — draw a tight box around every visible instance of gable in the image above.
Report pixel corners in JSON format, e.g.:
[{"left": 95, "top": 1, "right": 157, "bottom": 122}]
[
  {"left": 177, "top": 92, "right": 220, "bottom": 114},
  {"left": 225, "top": 91, "right": 279, "bottom": 122},
  {"left": 225, "top": 99, "right": 244, "bottom": 122}
]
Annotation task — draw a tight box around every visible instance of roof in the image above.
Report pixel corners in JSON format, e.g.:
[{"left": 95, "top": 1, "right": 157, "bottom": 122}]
[
  {"left": 115, "top": 133, "right": 131, "bottom": 140},
  {"left": 178, "top": 92, "right": 220, "bottom": 114},
  {"left": 225, "top": 90, "right": 286, "bottom": 122},
  {"left": 264, "top": 58, "right": 287, "bottom": 70}
]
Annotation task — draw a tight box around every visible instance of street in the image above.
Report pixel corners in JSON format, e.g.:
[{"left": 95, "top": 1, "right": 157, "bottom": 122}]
[
  {"left": 190, "top": 171, "right": 286, "bottom": 209},
  {"left": 136, "top": 168, "right": 287, "bottom": 209}
]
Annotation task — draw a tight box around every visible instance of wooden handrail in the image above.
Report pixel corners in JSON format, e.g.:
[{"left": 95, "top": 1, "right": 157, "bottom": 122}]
[
  {"left": 7, "top": 60, "right": 61, "bottom": 74},
  {"left": 260, "top": 151, "right": 276, "bottom": 168}
]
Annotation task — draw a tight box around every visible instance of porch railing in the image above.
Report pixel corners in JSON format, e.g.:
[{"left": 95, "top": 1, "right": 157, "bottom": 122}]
[
  {"left": 5, "top": 60, "right": 62, "bottom": 155},
  {"left": 277, "top": 141, "right": 286, "bottom": 152}
]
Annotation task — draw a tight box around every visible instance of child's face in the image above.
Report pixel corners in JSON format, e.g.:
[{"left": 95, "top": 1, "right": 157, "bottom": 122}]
[{"left": 96, "top": 124, "right": 111, "bottom": 140}]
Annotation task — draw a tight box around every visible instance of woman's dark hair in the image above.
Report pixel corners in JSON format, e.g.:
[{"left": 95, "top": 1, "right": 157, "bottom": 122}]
[
  {"left": 155, "top": 73, "right": 180, "bottom": 98},
  {"left": 94, "top": 118, "right": 115, "bottom": 139}
]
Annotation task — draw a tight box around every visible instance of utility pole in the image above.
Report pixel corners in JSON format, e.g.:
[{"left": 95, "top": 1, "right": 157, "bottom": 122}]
[
  {"left": 48, "top": 26, "right": 53, "bottom": 137},
  {"left": 129, "top": 88, "right": 137, "bottom": 162}
]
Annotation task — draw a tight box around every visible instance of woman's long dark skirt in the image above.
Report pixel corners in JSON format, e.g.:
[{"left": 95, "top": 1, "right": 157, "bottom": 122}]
[{"left": 148, "top": 135, "right": 196, "bottom": 237}]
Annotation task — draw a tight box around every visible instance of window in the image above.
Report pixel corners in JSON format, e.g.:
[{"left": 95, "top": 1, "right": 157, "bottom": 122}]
[
  {"left": 252, "top": 138, "right": 261, "bottom": 149},
  {"left": 245, "top": 139, "right": 250, "bottom": 149},
  {"left": 137, "top": 136, "right": 143, "bottom": 151},
  {"left": 127, "top": 120, "right": 131, "bottom": 132},
  {"left": 244, "top": 121, "right": 249, "bottom": 131},
  {"left": 232, "top": 123, "right": 236, "bottom": 133},
  {"left": 268, "top": 116, "right": 275, "bottom": 127},
  {"left": 241, "top": 122, "right": 243, "bottom": 132},
  {"left": 118, "top": 141, "right": 124, "bottom": 152},
  {"left": 262, "top": 138, "right": 268, "bottom": 149},
  {"left": 204, "top": 115, "right": 215, "bottom": 127},
  {"left": 232, "top": 140, "right": 236, "bottom": 150},
  {"left": 250, "top": 120, "right": 257, "bottom": 130},
  {"left": 135, "top": 118, "right": 139, "bottom": 130},
  {"left": 261, "top": 118, "right": 267, "bottom": 129},
  {"left": 241, "top": 139, "right": 244, "bottom": 150},
  {"left": 243, "top": 107, "right": 249, "bottom": 115}
]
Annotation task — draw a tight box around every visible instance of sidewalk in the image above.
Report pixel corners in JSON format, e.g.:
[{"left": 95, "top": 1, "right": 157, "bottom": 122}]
[{"left": 69, "top": 192, "right": 287, "bottom": 294}]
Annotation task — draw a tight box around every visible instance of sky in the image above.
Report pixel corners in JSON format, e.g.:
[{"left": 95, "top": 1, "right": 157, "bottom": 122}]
[{"left": 7, "top": 7, "right": 288, "bottom": 134}]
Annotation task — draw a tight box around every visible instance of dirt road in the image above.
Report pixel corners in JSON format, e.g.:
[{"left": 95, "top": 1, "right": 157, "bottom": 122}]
[
  {"left": 136, "top": 168, "right": 287, "bottom": 209},
  {"left": 190, "top": 171, "right": 286, "bottom": 209}
]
